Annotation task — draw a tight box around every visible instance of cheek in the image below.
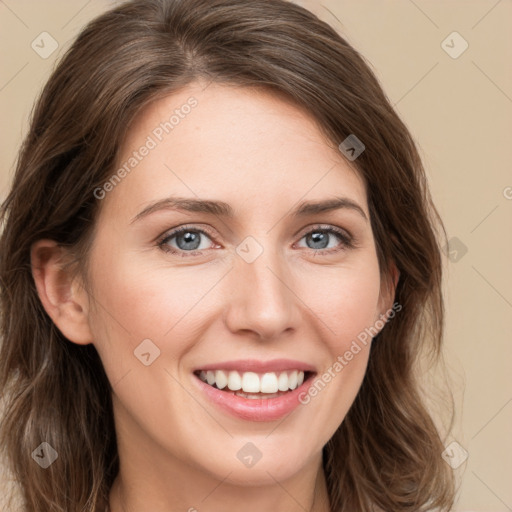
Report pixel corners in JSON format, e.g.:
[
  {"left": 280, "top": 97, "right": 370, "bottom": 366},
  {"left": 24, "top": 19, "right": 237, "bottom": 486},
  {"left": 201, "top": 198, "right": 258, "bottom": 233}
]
[
  {"left": 297, "top": 274, "right": 378, "bottom": 449},
  {"left": 85, "top": 237, "right": 220, "bottom": 387},
  {"left": 88, "top": 240, "right": 218, "bottom": 338},
  {"left": 294, "top": 258, "right": 380, "bottom": 421},
  {"left": 300, "top": 258, "right": 382, "bottom": 349}
]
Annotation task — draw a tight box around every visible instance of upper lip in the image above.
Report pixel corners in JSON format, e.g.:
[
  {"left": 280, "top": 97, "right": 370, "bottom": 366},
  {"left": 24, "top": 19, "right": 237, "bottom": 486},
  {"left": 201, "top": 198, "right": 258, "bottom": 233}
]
[{"left": 194, "top": 358, "right": 317, "bottom": 374}]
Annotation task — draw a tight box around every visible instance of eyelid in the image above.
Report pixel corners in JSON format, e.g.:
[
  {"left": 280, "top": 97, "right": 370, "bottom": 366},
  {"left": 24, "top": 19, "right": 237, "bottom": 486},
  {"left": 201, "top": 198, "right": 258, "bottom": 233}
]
[{"left": 294, "top": 223, "right": 353, "bottom": 242}]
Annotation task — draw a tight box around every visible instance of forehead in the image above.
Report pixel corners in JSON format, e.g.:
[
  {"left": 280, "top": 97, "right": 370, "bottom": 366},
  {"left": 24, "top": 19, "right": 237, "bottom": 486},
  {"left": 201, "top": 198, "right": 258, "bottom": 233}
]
[{"left": 101, "top": 81, "right": 368, "bottom": 221}]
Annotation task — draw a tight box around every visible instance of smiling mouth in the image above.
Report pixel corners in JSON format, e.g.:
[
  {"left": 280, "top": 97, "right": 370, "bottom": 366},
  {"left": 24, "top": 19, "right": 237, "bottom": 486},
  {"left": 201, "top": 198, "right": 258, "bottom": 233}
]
[{"left": 194, "top": 369, "right": 315, "bottom": 399}]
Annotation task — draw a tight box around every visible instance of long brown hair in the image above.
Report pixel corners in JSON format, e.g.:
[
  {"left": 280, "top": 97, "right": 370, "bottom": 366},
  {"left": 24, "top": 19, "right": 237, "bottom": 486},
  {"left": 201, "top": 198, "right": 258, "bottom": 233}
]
[{"left": 0, "top": 0, "right": 455, "bottom": 510}]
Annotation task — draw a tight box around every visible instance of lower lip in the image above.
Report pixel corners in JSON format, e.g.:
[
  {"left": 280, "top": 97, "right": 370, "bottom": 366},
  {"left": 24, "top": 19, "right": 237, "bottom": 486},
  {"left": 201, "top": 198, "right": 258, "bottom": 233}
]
[{"left": 193, "top": 374, "right": 315, "bottom": 422}]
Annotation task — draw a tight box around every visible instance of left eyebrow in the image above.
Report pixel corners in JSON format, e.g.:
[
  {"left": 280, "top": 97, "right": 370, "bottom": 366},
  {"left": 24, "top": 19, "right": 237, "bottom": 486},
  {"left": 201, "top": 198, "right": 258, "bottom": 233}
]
[
  {"left": 130, "top": 195, "right": 368, "bottom": 224},
  {"left": 292, "top": 197, "right": 368, "bottom": 221}
]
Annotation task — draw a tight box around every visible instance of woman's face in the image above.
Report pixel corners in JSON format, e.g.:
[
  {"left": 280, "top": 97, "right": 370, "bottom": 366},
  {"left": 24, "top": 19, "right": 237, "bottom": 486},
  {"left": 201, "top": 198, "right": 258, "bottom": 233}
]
[{"left": 84, "top": 82, "right": 393, "bottom": 486}]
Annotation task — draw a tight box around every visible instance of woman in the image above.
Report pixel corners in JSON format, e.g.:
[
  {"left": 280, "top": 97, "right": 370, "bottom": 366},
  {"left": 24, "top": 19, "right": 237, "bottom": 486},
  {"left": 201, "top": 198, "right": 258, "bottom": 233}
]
[{"left": 0, "top": 0, "right": 455, "bottom": 510}]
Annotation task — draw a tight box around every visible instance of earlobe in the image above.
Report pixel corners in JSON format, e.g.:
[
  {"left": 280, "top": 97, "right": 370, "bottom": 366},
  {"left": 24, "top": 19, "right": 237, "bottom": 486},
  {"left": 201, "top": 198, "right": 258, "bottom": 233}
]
[{"left": 30, "top": 239, "right": 93, "bottom": 345}]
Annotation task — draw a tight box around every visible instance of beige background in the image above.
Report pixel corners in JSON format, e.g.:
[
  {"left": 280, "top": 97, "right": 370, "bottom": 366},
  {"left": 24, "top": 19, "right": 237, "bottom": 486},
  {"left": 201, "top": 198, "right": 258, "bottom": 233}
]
[{"left": 0, "top": 1, "right": 511, "bottom": 510}]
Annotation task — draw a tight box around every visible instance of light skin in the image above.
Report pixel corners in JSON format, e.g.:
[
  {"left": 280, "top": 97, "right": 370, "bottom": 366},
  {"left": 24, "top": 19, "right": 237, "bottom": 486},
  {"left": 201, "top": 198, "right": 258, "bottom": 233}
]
[{"left": 31, "top": 81, "right": 398, "bottom": 512}]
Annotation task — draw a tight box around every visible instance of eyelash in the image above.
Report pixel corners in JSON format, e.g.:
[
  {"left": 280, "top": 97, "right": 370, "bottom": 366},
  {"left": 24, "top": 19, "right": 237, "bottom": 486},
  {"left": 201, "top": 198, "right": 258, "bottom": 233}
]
[{"left": 157, "top": 224, "right": 355, "bottom": 257}]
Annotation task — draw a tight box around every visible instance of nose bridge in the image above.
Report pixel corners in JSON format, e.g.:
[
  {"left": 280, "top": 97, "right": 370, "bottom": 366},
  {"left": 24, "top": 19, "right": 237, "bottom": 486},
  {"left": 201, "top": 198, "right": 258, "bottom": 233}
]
[{"left": 224, "top": 235, "right": 300, "bottom": 338}]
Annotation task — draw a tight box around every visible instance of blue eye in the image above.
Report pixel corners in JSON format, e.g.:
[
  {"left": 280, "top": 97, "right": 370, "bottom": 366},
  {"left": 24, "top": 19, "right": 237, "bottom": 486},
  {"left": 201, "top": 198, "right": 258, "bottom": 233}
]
[
  {"left": 296, "top": 226, "right": 354, "bottom": 253},
  {"left": 158, "top": 226, "right": 214, "bottom": 255},
  {"left": 157, "top": 224, "right": 354, "bottom": 257}
]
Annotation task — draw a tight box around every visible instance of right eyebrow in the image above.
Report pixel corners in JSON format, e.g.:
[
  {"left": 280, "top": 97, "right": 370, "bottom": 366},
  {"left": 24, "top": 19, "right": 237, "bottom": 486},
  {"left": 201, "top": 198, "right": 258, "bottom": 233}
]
[{"left": 130, "top": 197, "right": 234, "bottom": 224}]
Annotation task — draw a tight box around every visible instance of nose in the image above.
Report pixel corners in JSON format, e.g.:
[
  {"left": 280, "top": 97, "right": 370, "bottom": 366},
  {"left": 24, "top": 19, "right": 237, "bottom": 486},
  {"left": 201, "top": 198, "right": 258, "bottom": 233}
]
[{"left": 223, "top": 241, "right": 301, "bottom": 340}]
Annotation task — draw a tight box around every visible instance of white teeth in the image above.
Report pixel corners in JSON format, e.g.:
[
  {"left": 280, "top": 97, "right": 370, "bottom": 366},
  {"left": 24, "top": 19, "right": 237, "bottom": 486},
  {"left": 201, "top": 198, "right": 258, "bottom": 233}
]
[
  {"left": 198, "top": 369, "right": 306, "bottom": 393},
  {"left": 260, "top": 372, "right": 278, "bottom": 393},
  {"left": 277, "top": 372, "right": 289, "bottom": 392},
  {"left": 289, "top": 370, "right": 298, "bottom": 390},
  {"left": 242, "top": 372, "right": 260, "bottom": 393},
  {"left": 206, "top": 370, "right": 216, "bottom": 386},
  {"left": 215, "top": 370, "right": 228, "bottom": 390},
  {"left": 227, "top": 370, "right": 242, "bottom": 391}
]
